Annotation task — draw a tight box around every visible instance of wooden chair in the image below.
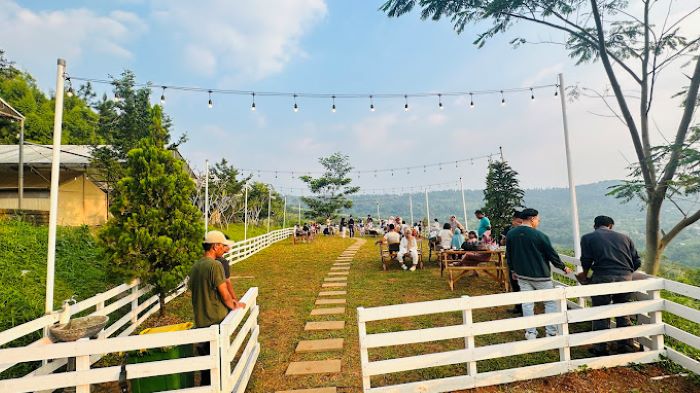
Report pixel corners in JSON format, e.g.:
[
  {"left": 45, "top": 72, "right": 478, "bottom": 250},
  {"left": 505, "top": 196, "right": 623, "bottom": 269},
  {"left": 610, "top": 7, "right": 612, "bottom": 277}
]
[{"left": 379, "top": 242, "right": 423, "bottom": 271}]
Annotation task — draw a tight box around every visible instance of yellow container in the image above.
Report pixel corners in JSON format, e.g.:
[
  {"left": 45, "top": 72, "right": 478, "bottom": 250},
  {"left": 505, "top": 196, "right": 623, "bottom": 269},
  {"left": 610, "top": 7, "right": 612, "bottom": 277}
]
[{"left": 139, "top": 322, "right": 193, "bottom": 335}]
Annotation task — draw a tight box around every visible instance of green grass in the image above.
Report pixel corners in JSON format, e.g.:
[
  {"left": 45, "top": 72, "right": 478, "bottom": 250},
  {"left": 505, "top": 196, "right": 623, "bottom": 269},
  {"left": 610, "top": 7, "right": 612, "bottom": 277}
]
[{"left": 218, "top": 223, "right": 285, "bottom": 242}]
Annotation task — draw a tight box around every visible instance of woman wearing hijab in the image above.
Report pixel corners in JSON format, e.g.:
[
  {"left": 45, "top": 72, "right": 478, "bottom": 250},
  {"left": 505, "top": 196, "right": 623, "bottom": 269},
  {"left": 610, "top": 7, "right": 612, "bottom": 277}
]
[{"left": 451, "top": 228, "right": 465, "bottom": 250}]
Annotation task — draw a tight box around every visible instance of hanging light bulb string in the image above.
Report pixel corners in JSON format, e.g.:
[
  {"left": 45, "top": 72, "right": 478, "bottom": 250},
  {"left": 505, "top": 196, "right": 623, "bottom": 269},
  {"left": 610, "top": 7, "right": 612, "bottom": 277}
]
[
  {"left": 64, "top": 74, "right": 558, "bottom": 109},
  {"left": 238, "top": 152, "right": 496, "bottom": 178}
]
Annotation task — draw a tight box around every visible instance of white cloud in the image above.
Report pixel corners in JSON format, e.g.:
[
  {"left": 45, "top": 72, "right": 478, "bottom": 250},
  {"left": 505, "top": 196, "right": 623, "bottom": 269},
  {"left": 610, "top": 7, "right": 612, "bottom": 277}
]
[
  {"left": 0, "top": 1, "right": 145, "bottom": 69},
  {"left": 152, "top": 0, "right": 327, "bottom": 81}
]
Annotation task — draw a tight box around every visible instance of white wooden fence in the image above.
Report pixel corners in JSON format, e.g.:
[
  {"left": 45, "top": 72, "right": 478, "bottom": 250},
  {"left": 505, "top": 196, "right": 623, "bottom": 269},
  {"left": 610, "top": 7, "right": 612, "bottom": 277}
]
[
  {"left": 0, "top": 228, "right": 292, "bottom": 392},
  {"left": 358, "top": 273, "right": 700, "bottom": 392}
]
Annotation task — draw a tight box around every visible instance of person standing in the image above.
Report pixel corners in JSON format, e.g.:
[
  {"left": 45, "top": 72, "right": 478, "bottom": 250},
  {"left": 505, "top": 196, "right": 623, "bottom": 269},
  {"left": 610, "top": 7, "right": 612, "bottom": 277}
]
[
  {"left": 215, "top": 234, "right": 239, "bottom": 302},
  {"left": 348, "top": 215, "right": 355, "bottom": 238},
  {"left": 449, "top": 215, "right": 465, "bottom": 232},
  {"left": 190, "top": 231, "right": 245, "bottom": 385},
  {"left": 579, "top": 215, "right": 642, "bottom": 356},
  {"left": 505, "top": 208, "right": 571, "bottom": 340},
  {"left": 475, "top": 210, "right": 491, "bottom": 240},
  {"left": 340, "top": 217, "right": 346, "bottom": 238}
]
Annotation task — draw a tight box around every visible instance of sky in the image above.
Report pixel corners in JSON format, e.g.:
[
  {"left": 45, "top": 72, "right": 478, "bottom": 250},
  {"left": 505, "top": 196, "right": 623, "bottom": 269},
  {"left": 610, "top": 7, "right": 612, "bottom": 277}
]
[{"left": 2, "top": 0, "right": 699, "bottom": 194}]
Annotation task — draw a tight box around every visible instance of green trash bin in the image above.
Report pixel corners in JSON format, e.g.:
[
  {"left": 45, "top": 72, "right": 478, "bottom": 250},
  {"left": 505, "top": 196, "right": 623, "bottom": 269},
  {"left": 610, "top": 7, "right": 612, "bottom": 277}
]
[{"left": 129, "top": 323, "right": 195, "bottom": 393}]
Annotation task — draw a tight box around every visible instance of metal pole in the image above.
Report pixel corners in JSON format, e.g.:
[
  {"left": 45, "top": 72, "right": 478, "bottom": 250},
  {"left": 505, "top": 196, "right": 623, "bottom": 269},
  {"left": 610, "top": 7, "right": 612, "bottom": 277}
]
[
  {"left": 409, "top": 193, "right": 414, "bottom": 226},
  {"left": 297, "top": 198, "right": 301, "bottom": 225},
  {"left": 425, "top": 188, "right": 430, "bottom": 229},
  {"left": 45, "top": 58, "right": 65, "bottom": 314},
  {"left": 558, "top": 73, "right": 582, "bottom": 258},
  {"left": 18, "top": 119, "right": 24, "bottom": 209},
  {"left": 283, "top": 195, "right": 287, "bottom": 228},
  {"left": 376, "top": 201, "right": 380, "bottom": 222},
  {"left": 243, "top": 185, "right": 248, "bottom": 240},
  {"left": 267, "top": 187, "right": 272, "bottom": 233},
  {"left": 204, "top": 159, "right": 209, "bottom": 236},
  {"left": 460, "top": 177, "right": 468, "bottom": 231}
]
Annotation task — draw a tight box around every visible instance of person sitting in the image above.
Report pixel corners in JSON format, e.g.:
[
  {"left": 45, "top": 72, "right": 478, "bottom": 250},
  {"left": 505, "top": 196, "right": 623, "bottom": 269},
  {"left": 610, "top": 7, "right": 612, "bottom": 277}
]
[
  {"left": 437, "top": 223, "right": 453, "bottom": 251},
  {"left": 397, "top": 227, "right": 419, "bottom": 271},
  {"left": 462, "top": 231, "right": 479, "bottom": 249},
  {"left": 453, "top": 236, "right": 491, "bottom": 267},
  {"left": 376, "top": 223, "right": 401, "bottom": 255}
]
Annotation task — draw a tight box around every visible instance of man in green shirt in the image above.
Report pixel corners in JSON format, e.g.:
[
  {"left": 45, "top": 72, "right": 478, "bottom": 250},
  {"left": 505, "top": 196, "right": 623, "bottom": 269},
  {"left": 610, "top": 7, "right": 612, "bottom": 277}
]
[{"left": 190, "top": 230, "right": 245, "bottom": 386}]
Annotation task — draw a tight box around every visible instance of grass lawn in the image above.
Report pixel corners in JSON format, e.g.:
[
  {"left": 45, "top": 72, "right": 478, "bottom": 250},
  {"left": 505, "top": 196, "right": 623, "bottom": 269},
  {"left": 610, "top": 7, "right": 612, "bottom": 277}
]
[
  {"left": 218, "top": 223, "right": 285, "bottom": 242},
  {"left": 144, "top": 235, "right": 699, "bottom": 393}
]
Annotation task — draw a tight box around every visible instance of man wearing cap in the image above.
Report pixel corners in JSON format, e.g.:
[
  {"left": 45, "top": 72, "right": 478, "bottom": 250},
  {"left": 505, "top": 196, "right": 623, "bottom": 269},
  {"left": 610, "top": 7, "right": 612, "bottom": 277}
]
[
  {"left": 506, "top": 208, "right": 571, "bottom": 340},
  {"left": 190, "top": 230, "right": 245, "bottom": 386}
]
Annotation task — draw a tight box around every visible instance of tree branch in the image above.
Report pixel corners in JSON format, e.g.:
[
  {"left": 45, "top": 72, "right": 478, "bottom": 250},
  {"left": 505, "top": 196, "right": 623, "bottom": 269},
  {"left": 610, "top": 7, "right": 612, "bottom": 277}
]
[{"left": 661, "top": 208, "right": 700, "bottom": 247}]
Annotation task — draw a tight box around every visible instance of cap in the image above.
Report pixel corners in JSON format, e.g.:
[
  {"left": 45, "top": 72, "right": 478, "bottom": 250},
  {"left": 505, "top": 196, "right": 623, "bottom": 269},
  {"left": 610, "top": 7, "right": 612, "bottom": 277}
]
[{"left": 204, "top": 230, "right": 235, "bottom": 247}]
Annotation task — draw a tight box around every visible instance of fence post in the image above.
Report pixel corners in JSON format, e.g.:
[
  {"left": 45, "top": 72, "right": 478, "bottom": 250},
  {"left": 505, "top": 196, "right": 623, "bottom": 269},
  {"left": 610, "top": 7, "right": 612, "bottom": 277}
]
[
  {"left": 219, "top": 321, "right": 231, "bottom": 392},
  {"left": 557, "top": 288, "right": 571, "bottom": 366},
  {"left": 75, "top": 339, "right": 91, "bottom": 393},
  {"left": 648, "top": 289, "right": 664, "bottom": 351},
  {"left": 130, "top": 280, "right": 139, "bottom": 325},
  {"left": 96, "top": 299, "right": 106, "bottom": 339},
  {"left": 461, "top": 296, "right": 477, "bottom": 377},
  {"left": 357, "top": 307, "right": 371, "bottom": 392},
  {"left": 210, "top": 325, "right": 222, "bottom": 391}
]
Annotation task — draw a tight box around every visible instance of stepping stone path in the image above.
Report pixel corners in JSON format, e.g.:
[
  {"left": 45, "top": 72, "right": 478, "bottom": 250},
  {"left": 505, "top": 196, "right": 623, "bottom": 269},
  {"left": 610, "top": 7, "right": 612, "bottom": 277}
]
[{"left": 279, "top": 238, "right": 366, "bottom": 393}]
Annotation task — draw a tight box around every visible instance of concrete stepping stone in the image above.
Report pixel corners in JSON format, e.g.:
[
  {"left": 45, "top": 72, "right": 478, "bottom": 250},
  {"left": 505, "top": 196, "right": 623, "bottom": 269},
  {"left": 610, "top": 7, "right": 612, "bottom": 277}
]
[
  {"left": 324, "top": 277, "right": 347, "bottom": 282},
  {"left": 318, "top": 290, "right": 346, "bottom": 296},
  {"left": 333, "top": 262, "right": 351, "bottom": 266},
  {"left": 322, "top": 282, "right": 347, "bottom": 288},
  {"left": 285, "top": 359, "right": 341, "bottom": 375},
  {"left": 277, "top": 388, "right": 336, "bottom": 393},
  {"left": 316, "top": 298, "right": 346, "bottom": 305},
  {"left": 295, "top": 338, "right": 344, "bottom": 353},
  {"left": 304, "top": 321, "right": 345, "bottom": 331},
  {"left": 310, "top": 307, "right": 345, "bottom": 316},
  {"left": 327, "top": 272, "right": 348, "bottom": 276},
  {"left": 330, "top": 267, "right": 350, "bottom": 271}
]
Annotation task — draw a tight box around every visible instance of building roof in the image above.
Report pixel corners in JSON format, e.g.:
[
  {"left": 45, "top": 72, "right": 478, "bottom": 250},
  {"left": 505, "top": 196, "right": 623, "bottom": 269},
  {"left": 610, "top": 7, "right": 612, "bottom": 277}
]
[
  {"left": 0, "top": 97, "right": 24, "bottom": 121},
  {"left": 0, "top": 145, "right": 95, "bottom": 166}
]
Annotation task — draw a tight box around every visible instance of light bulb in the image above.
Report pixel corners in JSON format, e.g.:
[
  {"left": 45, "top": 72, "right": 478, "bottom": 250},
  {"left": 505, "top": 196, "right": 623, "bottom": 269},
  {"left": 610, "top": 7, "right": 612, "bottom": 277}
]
[
  {"left": 66, "top": 87, "right": 74, "bottom": 97},
  {"left": 404, "top": 104, "right": 409, "bottom": 112},
  {"left": 439, "top": 102, "right": 443, "bottom": 110},
  {"left": 370, "top": 104, "right": 375, "bottom": 112},
  {"left": 332, "top": 105, "right": 336, "bottom": 112},
  {"left": 530, "top": 88, "right": 535, "bottom": 101},
  {"left": 207, "top": 90, "right": 213, "bottom": 108},
  {"left": 293, "top": 103, "right": 299, "bottom": 112},
  {"left": 438, "top": 94, "right": 443, "bottom": 110},
  {"left": 160, "top": 94, "right": 165, "bottom": 105},
  {"left": 469, "top": 93, "right": 474, "bottom": 108},
  {"left": 251, "top": 102, "right": 256, "bottom": 111},
  {"left": 500, "top": 91, "right": 506, "bottom": 106},
  {"left": 404, "top": 95, "right": 409, "bottom": 111}
]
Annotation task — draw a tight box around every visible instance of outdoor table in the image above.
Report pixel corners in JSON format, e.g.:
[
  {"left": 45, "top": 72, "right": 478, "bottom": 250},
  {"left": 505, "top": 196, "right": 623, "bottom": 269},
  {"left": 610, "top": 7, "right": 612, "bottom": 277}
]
[{"left": 439, "top": 249, "right": 510, "bottom": 291}]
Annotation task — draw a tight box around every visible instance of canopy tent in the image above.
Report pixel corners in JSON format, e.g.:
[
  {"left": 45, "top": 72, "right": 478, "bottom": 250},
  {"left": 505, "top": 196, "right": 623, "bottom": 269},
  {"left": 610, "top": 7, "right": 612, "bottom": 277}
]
[{"left": 0, "top": 96, "right": 25, "bottom": 208}]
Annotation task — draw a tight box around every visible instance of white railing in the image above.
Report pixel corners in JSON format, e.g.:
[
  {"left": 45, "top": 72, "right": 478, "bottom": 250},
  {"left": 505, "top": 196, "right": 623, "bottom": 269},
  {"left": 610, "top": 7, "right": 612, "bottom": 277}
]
[
  {"left": 358, "top": 275, "right": 700, "bottom": 392},
  {"left": 0, "top": 227, "right": 292, "bottom": 392},
  {"left": 0, "top": 287, "right": 259, "bottom": 393},
  {"left": 220, "top": 288, "right": 260, "bottom": 393}
]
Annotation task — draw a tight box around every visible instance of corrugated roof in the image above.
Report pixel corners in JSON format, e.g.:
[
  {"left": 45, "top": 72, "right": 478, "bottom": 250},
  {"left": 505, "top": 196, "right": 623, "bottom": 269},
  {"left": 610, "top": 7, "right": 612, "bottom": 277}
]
[{"left": 0, "top": 145, "right": 96, "bottom": 165}]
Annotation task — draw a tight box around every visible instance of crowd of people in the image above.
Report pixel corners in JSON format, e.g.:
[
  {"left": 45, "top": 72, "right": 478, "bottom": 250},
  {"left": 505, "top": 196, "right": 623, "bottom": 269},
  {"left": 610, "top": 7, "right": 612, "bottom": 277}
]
[{"left": 188, "top": 206, "right": 642, "bottom": 381}]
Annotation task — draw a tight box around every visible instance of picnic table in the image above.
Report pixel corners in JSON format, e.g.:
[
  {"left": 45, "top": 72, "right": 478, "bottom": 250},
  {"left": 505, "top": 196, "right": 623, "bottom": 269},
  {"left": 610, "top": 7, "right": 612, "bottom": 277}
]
[{"left": 438, "top": 249, "right": 510, "bottom": 291}]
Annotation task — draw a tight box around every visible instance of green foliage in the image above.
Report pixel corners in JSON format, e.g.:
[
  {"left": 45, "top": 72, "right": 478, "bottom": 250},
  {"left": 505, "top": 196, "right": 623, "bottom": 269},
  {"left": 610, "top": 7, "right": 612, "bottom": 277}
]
[
  {"left": 300, "top": 152, "right": 360, "bottom": 220},
  {"left": 482, "top": 160, "right": 524, "bottom": 239},
  {"left": 0, "top": 218, "right": 118, "bottom": 333},
  {"left": 99, "top": 138, "right": 202, "bottom": 313}
]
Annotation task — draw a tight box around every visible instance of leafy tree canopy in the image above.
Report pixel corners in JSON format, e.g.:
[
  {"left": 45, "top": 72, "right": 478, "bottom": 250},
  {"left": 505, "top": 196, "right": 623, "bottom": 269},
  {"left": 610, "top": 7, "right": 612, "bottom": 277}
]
[
  {"left": 301, "top": 153, "right": 360, "bottom": 220},
  {"left": 483, "top": 160, "right": 524, "bottom": 239}
]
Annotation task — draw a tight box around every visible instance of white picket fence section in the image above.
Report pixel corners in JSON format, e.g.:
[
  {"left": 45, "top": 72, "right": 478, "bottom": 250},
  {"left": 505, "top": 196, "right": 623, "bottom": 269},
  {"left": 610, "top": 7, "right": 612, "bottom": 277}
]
[
  {"left": 358, "top": 273, "right": 700, "bottom": 392},
  {"left": 0, "top": 228, "right": 292, "bottom": 392}
]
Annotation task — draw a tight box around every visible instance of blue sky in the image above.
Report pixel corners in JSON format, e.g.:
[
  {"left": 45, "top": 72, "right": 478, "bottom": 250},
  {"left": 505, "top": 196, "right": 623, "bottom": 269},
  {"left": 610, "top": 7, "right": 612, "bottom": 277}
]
[{"left": 3, "top": 0, "right": 698, "bottom": 193}]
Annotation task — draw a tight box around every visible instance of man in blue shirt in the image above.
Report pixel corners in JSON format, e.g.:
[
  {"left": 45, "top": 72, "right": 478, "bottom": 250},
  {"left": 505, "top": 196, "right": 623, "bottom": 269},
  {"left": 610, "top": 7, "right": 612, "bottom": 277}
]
[{"left": 475, "top": 210, "right": 491, "bottom": 239}]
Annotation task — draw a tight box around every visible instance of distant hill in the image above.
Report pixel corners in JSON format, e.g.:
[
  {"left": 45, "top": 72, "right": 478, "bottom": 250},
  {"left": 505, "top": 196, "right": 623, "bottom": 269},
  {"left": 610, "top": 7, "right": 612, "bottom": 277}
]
[{"left": 332, "top": 180, "right": 700, "bottom": 268}]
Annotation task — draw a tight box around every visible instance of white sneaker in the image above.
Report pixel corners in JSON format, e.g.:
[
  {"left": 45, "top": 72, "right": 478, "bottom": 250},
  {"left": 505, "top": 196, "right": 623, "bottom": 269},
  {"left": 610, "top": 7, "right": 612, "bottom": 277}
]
[
  {"left": 401, "top": 264, "right": 407, "bottom": 270},
  {"left": 409, "top": 265, "right": 416, "bottom": 271},
  {"left": 525, "top": 332, "right": 538, "bottom": 340}
]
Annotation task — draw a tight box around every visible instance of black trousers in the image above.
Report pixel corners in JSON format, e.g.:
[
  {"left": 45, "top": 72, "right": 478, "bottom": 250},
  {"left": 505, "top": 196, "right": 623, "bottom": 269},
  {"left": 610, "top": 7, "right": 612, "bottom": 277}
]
[
  {"left": 349, "top": 225, "right": 355, "bottom": 237},
  {"left": 590, "top": 274, "right": 633, "bottom": 351},
  {"left": 195, "top": 343, "right": 211, "bottom": 386}
]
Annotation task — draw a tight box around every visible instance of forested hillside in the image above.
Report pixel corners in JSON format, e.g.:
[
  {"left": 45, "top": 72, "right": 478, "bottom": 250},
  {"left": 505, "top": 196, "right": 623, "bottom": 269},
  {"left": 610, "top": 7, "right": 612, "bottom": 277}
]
[{"left": 338, "top": 181, "right": 700, "bottom": 268}]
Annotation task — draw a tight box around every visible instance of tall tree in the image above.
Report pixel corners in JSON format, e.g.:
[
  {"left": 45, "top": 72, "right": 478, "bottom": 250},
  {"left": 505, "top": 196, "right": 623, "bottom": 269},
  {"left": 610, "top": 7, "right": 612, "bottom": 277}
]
[
  {"left": 300, "top": 153, "right": 360, "bottom": 220},
  {"left": 99, "top": 137, "right": 202, "bottom": 316},
  {"left": 482, "top": 160, "right": 525, "bottom": 240},
  {"left": 381, "top": 0, "right": 700, "bottom": 274},
  {"left": 196, "top": 159, "right": 251, "bottom": 229}
]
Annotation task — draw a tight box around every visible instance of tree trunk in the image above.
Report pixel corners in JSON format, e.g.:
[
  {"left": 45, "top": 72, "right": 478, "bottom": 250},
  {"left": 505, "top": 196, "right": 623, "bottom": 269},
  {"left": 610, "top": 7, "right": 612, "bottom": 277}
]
[
  {"left": 644, "top": 195, "right": 663, "bottom": 275},
  {"left": 158, "top": 293, "right": 166, "bottom": 317}
]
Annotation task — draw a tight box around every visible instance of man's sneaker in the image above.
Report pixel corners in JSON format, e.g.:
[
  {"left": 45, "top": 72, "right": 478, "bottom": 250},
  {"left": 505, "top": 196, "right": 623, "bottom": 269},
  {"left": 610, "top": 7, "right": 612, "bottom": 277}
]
[
  {"left": 546, "top": 331, "right": 558, "bottom": 337},
  {"left": 525, "top": 332, "right": 538, "bottom": 340},
  {"left": 409, "top": 265, "right": 416, "bottom": 271},
  {"left": 401, "top": 264, "right": 408, "bottom": 270}
]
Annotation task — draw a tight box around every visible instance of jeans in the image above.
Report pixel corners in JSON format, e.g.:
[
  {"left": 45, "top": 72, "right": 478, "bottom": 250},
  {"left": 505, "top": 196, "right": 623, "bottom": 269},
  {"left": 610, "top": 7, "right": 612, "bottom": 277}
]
[
  {"left": 518, "top": 279, "right": 558, "bottom": 337},
  {"left": 590, "top": 274, "right": 633, "bottom": 351}
]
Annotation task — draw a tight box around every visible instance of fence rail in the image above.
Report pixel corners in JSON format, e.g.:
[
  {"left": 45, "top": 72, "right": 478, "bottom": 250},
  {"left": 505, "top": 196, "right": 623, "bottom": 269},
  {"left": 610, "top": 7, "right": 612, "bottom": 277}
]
[
  {"left": 358, "top": 272, "right": 700, "bottom": 393},
  {"left": 0, "top": 227, "right": 292, "bottom": 392}
]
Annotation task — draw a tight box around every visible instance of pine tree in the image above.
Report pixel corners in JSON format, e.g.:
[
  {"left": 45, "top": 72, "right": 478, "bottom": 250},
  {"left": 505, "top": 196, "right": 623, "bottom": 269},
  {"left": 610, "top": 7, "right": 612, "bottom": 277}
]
[
  {"left": 99, "top": 137, "right": 202, "bottom": 316},
  {"left": 483, "top": 160, "right": 524, "bottom": 240}
]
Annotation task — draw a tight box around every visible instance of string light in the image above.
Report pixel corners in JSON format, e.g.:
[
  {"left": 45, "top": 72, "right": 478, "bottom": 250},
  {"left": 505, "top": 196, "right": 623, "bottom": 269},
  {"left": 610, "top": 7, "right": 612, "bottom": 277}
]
[
  {"left": 555, "top": 84, "right": 559, "bottom": 96},
  {"left": 369, "top": 95, "right": 375, "bottom": 112},
  {"left": 469, "top": 92, "right": 474, "bottom": 108},
  {"left": 160, "top": 86, "right": 166, "bottom": 105},
  {"left": 251, "top": 92, "right": 256, "bottom": 111},
  {"left": 293, "top": 94, "right": 299, "bottom": 112},
  {"left": 331, "top": 95, "right": 336, "bottom": 113},
  {"left": 530, "top": 88, "right": 535, "bottom": 101},
  {"left": 404, "top": 95, "right": 409, "bottom": 112},
  {"left": 501, "top": 90, "right": 506, "bottom": 106},
  {"left": 208, "top": 90, "right": 213, "bottom": 108},
  {"left": 438, "top": 94, "right": 443, "bottom": 110},
  {"left": 65, "top": 78, "right": 74, "bottom": 97}
]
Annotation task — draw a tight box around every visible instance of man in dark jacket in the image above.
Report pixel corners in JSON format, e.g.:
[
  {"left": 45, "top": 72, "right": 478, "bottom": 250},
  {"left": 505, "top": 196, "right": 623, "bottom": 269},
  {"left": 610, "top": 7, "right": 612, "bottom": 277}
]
[
  {"left": 579, "top": 215, "right": 641, "bottom": 355},
  {"left": 506, "top": 208, "right": 571, "bottom": 340}
]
